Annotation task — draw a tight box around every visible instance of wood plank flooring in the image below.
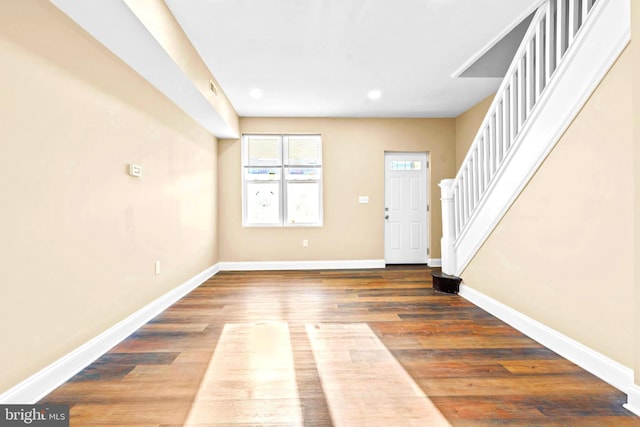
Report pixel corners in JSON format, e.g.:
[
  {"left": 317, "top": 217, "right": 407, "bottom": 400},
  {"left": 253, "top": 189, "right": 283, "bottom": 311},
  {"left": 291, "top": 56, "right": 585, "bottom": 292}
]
[{"left": 39, "top": 265, "right": 640, "bottom": 426}]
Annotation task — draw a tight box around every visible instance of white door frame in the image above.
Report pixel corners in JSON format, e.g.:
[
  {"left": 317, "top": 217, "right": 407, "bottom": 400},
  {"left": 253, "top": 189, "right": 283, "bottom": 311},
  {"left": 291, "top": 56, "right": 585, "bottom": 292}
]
[{"left": 384, "top": 151, "right": 430, "bottom": 264}]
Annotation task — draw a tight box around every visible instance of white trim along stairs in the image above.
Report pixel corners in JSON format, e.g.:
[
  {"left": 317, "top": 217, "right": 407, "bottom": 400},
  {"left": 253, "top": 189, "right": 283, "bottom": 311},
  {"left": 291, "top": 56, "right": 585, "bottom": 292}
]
[{"left": 440, "top": 0, "right": 630, "bottom": 276}]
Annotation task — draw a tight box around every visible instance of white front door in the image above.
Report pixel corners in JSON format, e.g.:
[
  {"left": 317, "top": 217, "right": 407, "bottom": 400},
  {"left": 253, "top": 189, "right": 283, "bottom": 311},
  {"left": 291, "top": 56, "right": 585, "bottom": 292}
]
[{"left": 384, "top": 152, "right": 429, "bottom": 264}]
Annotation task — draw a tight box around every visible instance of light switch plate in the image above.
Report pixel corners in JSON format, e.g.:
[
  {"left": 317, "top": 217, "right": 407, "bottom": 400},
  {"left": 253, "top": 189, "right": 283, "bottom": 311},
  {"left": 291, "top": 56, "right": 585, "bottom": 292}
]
[
  {"left": 358, "top": 196, "right": 369, "bottom": 204},
  {"left": 129, "top": 164, "right": 142, "bottom": 177}
]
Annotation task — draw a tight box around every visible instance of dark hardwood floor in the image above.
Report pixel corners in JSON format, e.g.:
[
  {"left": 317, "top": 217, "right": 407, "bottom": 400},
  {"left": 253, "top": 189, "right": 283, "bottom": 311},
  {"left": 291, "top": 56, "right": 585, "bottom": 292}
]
[{"left": 40, "top": 265, "right": 640, "bottom": 426}]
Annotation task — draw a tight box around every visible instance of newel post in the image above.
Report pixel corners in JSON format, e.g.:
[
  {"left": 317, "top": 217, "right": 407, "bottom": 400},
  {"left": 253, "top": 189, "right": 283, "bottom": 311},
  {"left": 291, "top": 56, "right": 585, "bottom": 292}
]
[{"left": 439, "top": 179, "right": 456, "bottom": 275}]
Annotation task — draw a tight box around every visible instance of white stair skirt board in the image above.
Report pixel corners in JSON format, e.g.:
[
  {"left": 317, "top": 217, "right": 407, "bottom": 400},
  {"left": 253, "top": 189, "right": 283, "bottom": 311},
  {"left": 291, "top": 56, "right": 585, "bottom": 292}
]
[
  {"left": 459, "top": 284, "right": 634, "bottom": 398},
  {"left": 625, "top": 385, "right": 640, "bottom": 417},
  {"left": 428, "top": 258, "right": 442, "bottom": 267},
  {"left": 219, "top": 259, "right": 386, "bottom": 271},
  {"left": 454, "top": 0, "right": 631, "bottom": 276},
  {"left": 0, "top": 264, "right": 221, "bottom": 404}
]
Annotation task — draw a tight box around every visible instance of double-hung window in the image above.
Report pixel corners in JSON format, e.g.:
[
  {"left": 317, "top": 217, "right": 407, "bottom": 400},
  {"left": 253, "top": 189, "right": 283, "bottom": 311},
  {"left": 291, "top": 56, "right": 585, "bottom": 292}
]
[{"left": 242, "top": 134, "right": 323, "bottom": 227}]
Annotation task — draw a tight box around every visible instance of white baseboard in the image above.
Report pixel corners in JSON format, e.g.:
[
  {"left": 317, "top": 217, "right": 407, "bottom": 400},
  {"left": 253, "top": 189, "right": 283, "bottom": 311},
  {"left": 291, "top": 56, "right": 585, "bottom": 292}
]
[
  {"left": 0, "top": 263, "right": 221, "bottom": 404},
  {"left": 427, "top": 258, "right": 442, "bottom": 267},
  {"left": 459, "top": 284, "right": 634, "bottom": 394},
  {"left": 219, "top": 259, "right": 386, "bottom": 271},
  {"left": 624, "top": 384, "right": 640, "bottom": 416}
]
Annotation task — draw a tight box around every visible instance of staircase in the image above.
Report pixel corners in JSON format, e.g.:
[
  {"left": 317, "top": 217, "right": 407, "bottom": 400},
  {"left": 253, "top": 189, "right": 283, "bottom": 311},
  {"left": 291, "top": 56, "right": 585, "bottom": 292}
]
[{"left": 440, "top": 0, "right": 630, "bottom": 276}]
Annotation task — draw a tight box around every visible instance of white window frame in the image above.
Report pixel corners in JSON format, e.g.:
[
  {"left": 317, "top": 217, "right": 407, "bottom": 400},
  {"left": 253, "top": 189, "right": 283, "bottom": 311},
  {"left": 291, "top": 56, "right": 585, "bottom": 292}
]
[{"left": 242, "top": 134, "right": 323, "bottom": 227}]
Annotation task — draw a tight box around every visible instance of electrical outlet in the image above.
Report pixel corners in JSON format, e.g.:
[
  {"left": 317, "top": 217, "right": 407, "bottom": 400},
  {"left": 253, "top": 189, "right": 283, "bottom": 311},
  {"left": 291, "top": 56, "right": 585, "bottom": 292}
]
[
  {"left": 303, "top": 240, "right": 309, "bottom": 248},
  {"left": 155, "top": 261, "right": 161, "bottom": 275}
]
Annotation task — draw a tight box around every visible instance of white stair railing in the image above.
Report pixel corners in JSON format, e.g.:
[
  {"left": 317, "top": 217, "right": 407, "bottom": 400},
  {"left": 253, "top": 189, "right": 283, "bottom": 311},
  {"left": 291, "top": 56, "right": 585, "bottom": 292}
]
[{"left": 440, "top": 0, "right": 630, "bottom": 276}]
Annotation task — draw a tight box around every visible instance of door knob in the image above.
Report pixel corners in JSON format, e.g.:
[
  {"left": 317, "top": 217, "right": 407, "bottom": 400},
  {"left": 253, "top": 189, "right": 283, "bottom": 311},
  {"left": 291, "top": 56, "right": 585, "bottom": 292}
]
[{"left": 385, "top": 215, "right": 389, "bottom": 220}]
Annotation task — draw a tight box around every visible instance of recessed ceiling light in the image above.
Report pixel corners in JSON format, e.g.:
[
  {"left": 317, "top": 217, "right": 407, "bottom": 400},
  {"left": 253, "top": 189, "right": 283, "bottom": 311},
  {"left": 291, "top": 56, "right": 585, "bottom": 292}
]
[
  {"left": 250, "top": 88, "right": 263, "bottom": 99},
  {"left": 368, "top": 89, "right": 382, "bottom": 100}
]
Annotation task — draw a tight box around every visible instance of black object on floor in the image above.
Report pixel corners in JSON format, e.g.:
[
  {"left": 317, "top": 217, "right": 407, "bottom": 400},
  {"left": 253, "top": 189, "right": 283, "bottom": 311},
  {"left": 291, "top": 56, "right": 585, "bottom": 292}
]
[{"left": 431, "top": 270, "right": 462, "bottom": 294}]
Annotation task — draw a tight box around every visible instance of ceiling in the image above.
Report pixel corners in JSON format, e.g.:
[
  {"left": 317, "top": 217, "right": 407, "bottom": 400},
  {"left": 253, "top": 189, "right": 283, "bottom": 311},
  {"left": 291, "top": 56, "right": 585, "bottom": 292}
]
[
  {"left": 165, "top": 0, "right": 540, "bottom": 118},
  {"left": 49, "top": 0, "right": 542, "bottom": 135}
]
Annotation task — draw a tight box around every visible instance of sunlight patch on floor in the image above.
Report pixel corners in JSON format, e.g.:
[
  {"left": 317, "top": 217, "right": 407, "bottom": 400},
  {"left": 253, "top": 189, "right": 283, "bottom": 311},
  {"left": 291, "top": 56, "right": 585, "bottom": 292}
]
[
  {"left": 306, "top": 322, "right": 452, "bottom": 427},
  {"left": 184, "top": 321, "right": 450, "bottom": 426},
  {"left": 184, "top": 322, "right": 303, "bottom": 426}
]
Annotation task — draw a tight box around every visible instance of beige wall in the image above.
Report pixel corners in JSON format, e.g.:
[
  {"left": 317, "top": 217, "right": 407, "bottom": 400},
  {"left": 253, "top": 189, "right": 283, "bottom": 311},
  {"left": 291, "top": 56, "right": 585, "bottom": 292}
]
[
  {"left": 0, "top": 1, "right": 218, "bottom": 393},
  {"left": 219, "top": 118, "right": 456, "bottom": 262},
  {"left": 455, "top": 94, "right": 495, "bottom": 170},
  {"left": 632, "top": 0, "right": 640, "bottom": 381},
  {"left": 461, "top": 47, "right": 634, "bottom": 366}
]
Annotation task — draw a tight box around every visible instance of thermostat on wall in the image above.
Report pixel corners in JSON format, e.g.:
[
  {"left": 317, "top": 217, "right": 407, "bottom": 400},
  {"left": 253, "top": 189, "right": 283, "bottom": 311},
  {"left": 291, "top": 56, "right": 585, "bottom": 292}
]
[{"left": 129, "top": 164, "right": 142, "bottom": 177}]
